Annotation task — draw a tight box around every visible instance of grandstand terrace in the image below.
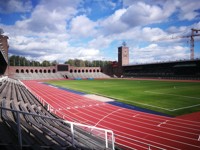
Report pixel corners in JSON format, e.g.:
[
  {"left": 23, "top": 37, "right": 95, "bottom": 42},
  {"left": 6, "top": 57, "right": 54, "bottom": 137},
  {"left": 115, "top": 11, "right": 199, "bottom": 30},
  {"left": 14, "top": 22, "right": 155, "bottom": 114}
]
[
  {"left": 8, "top": 66, "right": 110, "bottom": 80},
  {"left": 122, "top": 59, "right": 200, "bottom": 80}
]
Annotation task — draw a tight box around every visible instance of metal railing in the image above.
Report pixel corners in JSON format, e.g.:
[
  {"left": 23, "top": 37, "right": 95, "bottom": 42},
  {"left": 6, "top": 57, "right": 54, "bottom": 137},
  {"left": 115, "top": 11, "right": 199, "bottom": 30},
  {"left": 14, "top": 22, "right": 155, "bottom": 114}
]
[
  {"left": 0, "top": 76, "right": 8, "bottom": 82},
  {"left": 18, "top": 80, "right": 55, "bottom": 113},
  {"left": 0, "top": 106, "right": 115, "bottom": 150}
]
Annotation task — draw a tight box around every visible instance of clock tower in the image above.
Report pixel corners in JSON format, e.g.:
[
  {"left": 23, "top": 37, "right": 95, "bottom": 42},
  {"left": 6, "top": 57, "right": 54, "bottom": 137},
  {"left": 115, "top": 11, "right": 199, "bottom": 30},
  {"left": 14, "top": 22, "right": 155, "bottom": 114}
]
[{"left": 118, "top": 42, "right": 129, "bottom": 66}]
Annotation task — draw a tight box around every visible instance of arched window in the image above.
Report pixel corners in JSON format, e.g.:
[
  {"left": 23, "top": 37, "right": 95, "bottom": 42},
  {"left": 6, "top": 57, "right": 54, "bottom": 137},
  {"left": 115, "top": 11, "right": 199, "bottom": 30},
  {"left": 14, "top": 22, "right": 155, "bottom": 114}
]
[
  {"left": 86, "top": 69, "right": 88, "bottom": 73},
  {"left": 52, "top": 69, "right": 56, "bottom": 73},
  {"left": 26, "top": 69, "right": 29, "bottom": 73},
  {"left": 89, "top": 69, "right": 92, "bottom": 73},
  {"left": 93, "top": 69, "right": 96, "bottom": 72},
  {"left": 97, "top": 69, "right": 99, "bottom": 72},
  {"left": 82, "top": 70, "right": 85, "bottom": 73},
  {"left": 70, "top": 69, "right": 73, "bottom": 73},
  {"left": 21, "top": 69, "right": 24, "bottom": 73},
  {"left": 78, "top": 70, "right": 81, "bottom": 73},
  {"left": 30, "top": 69, "right": 33, "bottom": 73},
  {"left": 16, "top": 69, "right": 19, "bottom": 73},
  {"left": 48, "top": 69, "right": 51, "bottom": 73},
  {"left": 39, "top": 69, "right": 42, "bottom": 73},
  {"left": 35, "top": 70, "right": 38, "bottom": 73},
  {"left": 74, "top": 70, "right": 77, "bottom": 73},
  {"left": 44, "top": 70, "right": 47, "bottom": 73}
]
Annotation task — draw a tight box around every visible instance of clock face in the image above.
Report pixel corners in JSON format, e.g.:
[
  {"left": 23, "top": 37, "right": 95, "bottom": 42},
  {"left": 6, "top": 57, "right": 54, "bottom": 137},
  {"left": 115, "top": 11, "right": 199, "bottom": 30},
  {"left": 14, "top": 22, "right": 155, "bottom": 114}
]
[{"left": 123, "top": 51, "right": 127, "bottom": 57}]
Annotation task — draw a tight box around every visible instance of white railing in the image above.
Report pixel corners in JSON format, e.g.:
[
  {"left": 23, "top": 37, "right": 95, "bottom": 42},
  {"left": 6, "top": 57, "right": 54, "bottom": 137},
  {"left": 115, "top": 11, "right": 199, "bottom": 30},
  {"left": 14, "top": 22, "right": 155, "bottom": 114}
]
[
  {"left": 18, "top": 80, "right": 55, "bottom": 113},
  {"left": 0, "top": 106, "right": 115, "bottom": 150},
  {"left": 0, "top": 76, "right": 8, "bottom": 82}
]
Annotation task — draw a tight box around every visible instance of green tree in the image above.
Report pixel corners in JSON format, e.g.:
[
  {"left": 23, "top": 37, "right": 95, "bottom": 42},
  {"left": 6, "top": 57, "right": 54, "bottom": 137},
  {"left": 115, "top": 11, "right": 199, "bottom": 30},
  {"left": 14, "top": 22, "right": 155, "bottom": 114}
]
[
  {"left": 51, "top": 60, "right": 58, "bottom": 66},
  {"left": 42, "top": 60, "right": 51, "bottom": 67},
  {"left": 65, "top": 59, "right": 75, "bottom": 66}
]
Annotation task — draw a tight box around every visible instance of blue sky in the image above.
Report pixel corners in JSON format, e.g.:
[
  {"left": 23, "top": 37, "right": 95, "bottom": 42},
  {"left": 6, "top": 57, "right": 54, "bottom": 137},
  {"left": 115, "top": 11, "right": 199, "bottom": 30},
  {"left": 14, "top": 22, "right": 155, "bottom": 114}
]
[{"left": 0, "top": 0, "right": 200, "bottom": 64}]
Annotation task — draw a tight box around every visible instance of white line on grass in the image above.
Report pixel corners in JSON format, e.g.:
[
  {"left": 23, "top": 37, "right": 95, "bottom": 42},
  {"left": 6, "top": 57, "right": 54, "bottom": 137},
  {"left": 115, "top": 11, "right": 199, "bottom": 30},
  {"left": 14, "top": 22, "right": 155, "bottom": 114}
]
[
  {"left": 170, "top": 104, "right": 200, "bottom": 111},
  {"left": 145, "top": 91, "right": 200, "bottom": 100},
  {"left": 145, "top": 91, "right": 200, "bottom": 111}
]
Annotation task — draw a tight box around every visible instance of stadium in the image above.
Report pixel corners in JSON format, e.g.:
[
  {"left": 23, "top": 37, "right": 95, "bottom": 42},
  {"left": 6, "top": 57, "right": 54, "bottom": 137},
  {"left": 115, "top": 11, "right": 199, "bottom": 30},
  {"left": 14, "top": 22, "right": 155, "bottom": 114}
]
[{"left": 1, "top": 27, "right": 200, "bottom": 150}]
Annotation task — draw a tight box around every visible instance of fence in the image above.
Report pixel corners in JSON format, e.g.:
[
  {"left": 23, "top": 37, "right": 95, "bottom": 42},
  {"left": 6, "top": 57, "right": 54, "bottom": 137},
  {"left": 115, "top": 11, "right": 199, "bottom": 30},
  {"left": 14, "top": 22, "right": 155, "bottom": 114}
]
[{"left": 0, "top": 106, "right": 115, "bottom": 150}]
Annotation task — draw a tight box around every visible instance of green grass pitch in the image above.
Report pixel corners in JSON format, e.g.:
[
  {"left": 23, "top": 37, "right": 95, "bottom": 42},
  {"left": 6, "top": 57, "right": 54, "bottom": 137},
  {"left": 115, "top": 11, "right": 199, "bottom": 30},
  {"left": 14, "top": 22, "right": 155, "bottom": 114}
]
[{"left": 46, "top": 79, "right": 200, "bottom": 116}]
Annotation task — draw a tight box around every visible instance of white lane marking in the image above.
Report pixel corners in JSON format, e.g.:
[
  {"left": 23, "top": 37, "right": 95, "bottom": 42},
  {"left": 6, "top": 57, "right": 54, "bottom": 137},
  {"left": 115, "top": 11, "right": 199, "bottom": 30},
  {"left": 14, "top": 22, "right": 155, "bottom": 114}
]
[
  {"left": 93, "top": 108, "right": 124, "bottom": 127},
  {"left": 157, "top": 120, "right": 168, "bottom": 127},
  {"left": 132, "top": 114, "right": 139, "bottom": 118}
]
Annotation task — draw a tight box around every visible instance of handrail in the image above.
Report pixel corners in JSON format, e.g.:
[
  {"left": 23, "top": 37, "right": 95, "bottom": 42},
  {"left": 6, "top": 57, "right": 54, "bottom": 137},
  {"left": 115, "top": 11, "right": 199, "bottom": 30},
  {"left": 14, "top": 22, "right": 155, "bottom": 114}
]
[
  {"left": 18, "top": 80, "right": 55, "bottom": 113},
  {"left": 0, "top": 106, "right": 115, "bottom": 150},
  {"left": 0, "top": 76, "right": 8, "bottom": 82}
]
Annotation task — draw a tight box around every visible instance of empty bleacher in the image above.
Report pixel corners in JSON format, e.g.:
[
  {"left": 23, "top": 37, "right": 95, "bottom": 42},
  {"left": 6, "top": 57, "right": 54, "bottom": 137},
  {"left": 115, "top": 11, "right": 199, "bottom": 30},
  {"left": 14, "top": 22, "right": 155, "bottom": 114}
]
[
  {"left": 123, "top": 60, "right": 200, "bottom": 80},
  {"left": 11, "top": 71, "right": 110, "bottom": 80},
  {"left": 66, "top": 72, "right": 110, "bottom": 79},
  {"left": 12, "top": 72, "right": 65, "bottom": 80},
  {"left": 0, "top": 77, "right": 114, "bottom": 149}
]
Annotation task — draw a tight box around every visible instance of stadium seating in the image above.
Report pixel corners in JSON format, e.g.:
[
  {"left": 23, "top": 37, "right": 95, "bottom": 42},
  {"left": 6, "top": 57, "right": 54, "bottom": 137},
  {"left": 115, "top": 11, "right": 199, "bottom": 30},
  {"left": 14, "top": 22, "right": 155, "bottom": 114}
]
[
  {"left": 0, "top": 77, "right": 113, "bottom": 149},
  {"left": 12, "top": 72, "right": 65, "bottom": 80},
  {"left": 66, "top": 72, "right": 110, "bottom": 79},
  {"left": 11, "top": 71, "right": 110, "bottom": 80},
  {"left": 123, "top": 60, "right": 200, "bottom": 80}
]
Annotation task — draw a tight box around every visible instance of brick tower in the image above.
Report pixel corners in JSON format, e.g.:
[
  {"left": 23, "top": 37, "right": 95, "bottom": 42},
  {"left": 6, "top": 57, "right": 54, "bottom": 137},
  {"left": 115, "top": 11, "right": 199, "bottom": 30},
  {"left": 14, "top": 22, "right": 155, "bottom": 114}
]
[{"left": 118, "top": 42, "right": 129, "bottom": 66}]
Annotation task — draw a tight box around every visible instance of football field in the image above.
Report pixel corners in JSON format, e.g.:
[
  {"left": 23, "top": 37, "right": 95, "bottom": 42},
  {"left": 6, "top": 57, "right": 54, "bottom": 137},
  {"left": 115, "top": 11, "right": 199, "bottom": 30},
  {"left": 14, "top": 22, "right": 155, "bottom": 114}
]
[{"left": 46, "top": 79, "right": 200, "bottom": 116}]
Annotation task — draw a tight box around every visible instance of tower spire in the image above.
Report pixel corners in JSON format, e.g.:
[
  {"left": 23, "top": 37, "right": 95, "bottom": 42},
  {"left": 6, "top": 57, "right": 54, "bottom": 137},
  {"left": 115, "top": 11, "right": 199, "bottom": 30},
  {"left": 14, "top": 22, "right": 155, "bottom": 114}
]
[{"left": 122, "top": 41, "right": 127, "bottom": 47}]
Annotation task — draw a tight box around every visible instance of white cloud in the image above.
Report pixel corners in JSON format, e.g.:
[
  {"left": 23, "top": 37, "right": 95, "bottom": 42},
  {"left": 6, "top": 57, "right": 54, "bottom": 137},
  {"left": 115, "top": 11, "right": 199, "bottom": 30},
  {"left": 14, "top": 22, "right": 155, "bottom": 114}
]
[
  {"left": 100, "top": 9, "right": 128, "bottom": 34},
  {"left": 177, "top": 0, "right": 200, "bottom": 20},
  {"left": 75, "top": 47, "right": 100, "bottom": 60},
  {"left": 88, "top": 35, "right": 113, "bottom": 49},
  {"left": 15, "top": 0, "right": 80, "bottom": 33},
  {"left": 122, "top": 0, "right": 200, "bottom": 26},
  {"left": 130, "top": 44, "right": 189, "bottom": 64},
  {"left": 70, "top": 15, "right": 97, "bottom": 38},
  {"left": 0, "top": 0, "right": 32, "bottom": 13},
  {"left": 105, "top": 26, "right": 167, "bottom": 43},
  {"left": 121, "top": 2, "right": 172, "bottom": 27},
  {"left": 8, "top": 33, "right": 101, "bottom": 62}
]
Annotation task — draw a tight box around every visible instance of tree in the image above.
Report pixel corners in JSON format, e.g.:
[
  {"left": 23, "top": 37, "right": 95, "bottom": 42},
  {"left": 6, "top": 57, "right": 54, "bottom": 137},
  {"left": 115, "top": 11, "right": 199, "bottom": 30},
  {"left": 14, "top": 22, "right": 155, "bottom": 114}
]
[
  {"left": 42, "top": 60, "right": 51, "bottom": 67},
  {"left": 51, "top": 60, "right": 58, "bottom": 66},
  {"left": 74, "top": 59, "right": 81, "bottom": 67},
  {"left": 65, "top": 59, "right": 75, "bottom": 66}
]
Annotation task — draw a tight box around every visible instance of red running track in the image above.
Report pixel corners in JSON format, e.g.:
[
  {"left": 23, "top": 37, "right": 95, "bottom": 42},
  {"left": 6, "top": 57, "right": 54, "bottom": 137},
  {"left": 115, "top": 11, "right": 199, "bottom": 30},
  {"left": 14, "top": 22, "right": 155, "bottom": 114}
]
[{"left": 23, "top": 80, "right": 200, "bottom": 150}]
